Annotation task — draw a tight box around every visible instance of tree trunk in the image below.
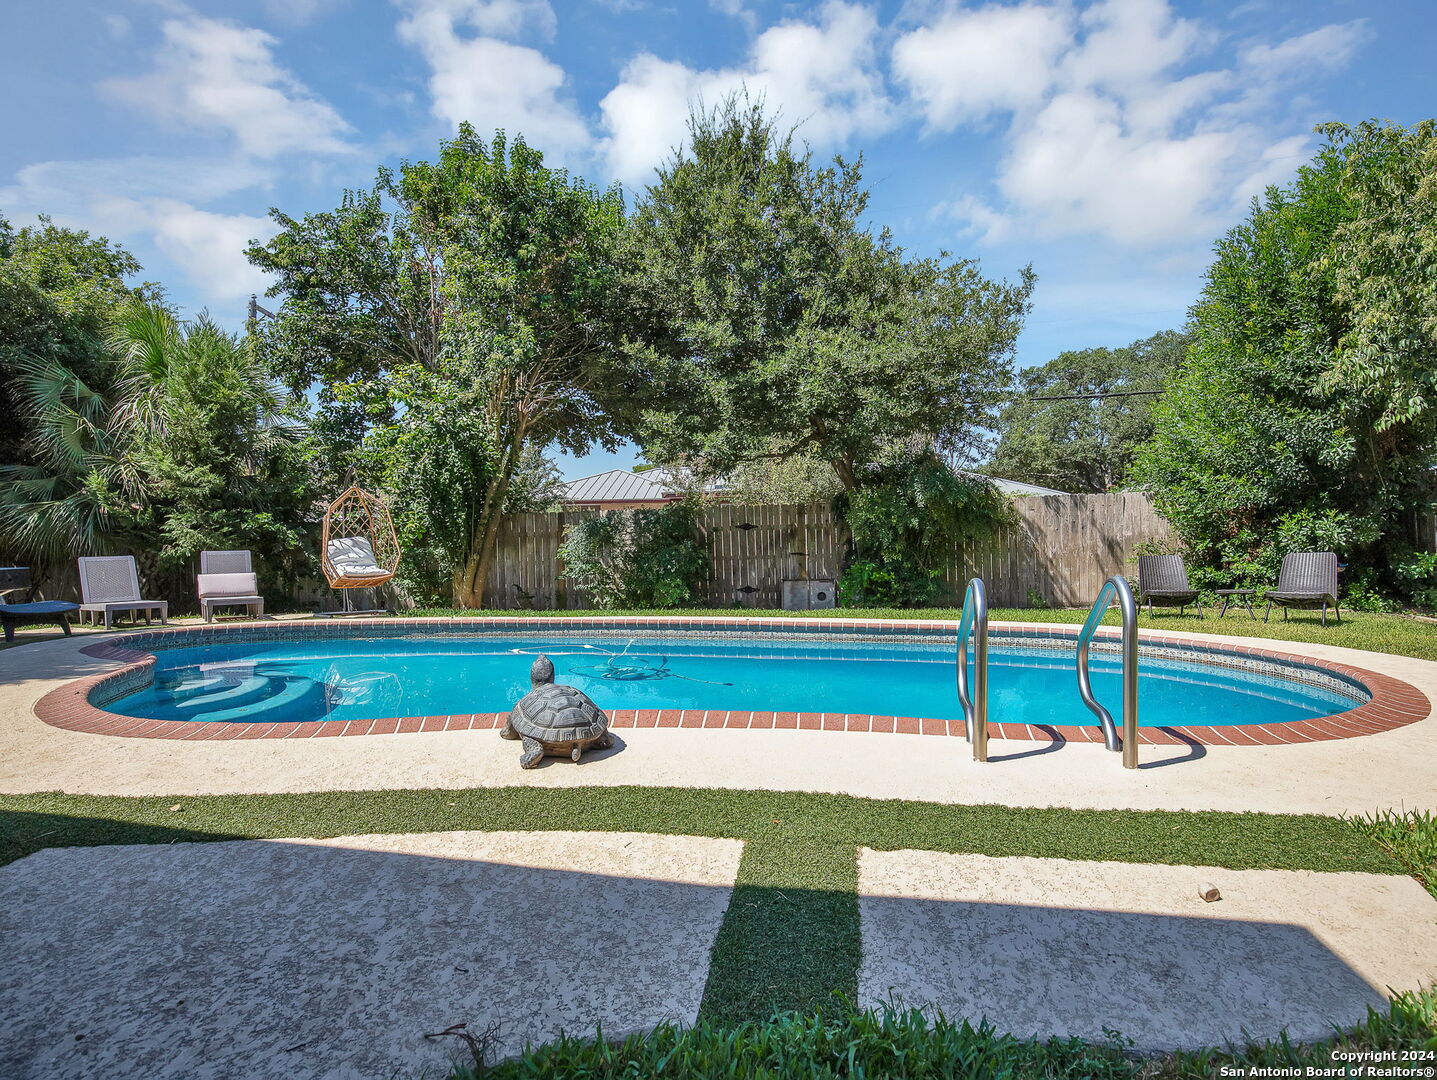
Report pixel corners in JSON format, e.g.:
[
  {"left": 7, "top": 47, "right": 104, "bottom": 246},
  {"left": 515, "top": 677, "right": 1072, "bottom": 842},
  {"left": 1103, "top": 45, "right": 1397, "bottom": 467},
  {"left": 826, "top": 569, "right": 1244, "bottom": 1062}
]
[
  {"left": 832, "top": 454, "right": 861, "bottom": 491},
  {"left": 452, "top": 425, "right": 526, "bottom": 608}
]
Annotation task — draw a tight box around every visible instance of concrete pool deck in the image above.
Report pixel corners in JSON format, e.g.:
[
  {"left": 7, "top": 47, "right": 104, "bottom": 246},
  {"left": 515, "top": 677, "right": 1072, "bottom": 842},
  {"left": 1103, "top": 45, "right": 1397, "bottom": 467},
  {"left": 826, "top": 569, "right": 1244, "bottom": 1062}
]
[
  {"left": 0, "top": 621, "right": 1434, "bottom": 814},
  {"left": 2, "top": 831, "right": 1432, "bottom": 1078},
  {"left": 0, "top": 830, "right": 744, "bottom": 1080},
  {"left": 858, "top": 848, "right": 1437, "bottom": 1051}
]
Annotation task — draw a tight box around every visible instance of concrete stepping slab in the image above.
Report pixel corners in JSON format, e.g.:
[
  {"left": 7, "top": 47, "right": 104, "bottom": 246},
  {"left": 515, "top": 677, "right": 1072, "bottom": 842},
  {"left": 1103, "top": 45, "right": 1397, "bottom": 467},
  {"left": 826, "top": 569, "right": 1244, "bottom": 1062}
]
[
  {"left": 0, "top": 830, "right": 743, "bottom": 1079},
  {"left": 858, "top": 849, "right": 1437, "bottom": 1051}
]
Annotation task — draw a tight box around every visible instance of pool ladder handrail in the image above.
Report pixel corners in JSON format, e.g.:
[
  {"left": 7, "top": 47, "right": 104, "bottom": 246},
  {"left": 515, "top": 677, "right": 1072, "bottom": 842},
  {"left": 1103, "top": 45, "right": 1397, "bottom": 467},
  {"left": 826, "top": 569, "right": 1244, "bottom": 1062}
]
[
  {"left": 955, "top": 577, "right": 989, "bottom": 762},
  {"left": 1076, "top": 574, "right": 1140, "bottom": 769}
]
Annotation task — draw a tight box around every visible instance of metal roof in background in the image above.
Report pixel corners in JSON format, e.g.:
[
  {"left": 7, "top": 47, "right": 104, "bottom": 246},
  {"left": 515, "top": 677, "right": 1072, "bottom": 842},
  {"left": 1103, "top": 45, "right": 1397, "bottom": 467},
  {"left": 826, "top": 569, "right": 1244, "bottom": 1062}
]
[
  {"left": 983, "top": 476, "right": 1071, "bottom": 497},
  {"left": 560, "top": 469, "right": 672, "bottom": 503},
  {"left": 560, "top": 467, "right": 1070, "bottom": 503}
]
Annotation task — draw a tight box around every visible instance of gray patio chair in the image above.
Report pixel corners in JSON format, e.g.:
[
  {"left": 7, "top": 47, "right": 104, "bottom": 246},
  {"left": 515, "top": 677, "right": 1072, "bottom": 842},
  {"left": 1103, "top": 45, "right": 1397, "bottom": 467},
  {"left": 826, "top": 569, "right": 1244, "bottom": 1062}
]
[
  {"left": 197, "top": 550, "right": 264, "bottom": 622},
  {"left": 200, "top": 550, "right": 253, "bottom": 575},
  {"left": 1136, "top": 554, "right": 1202, "bottom": 617},
  {"left": 77, "top": 556, "right": 169, "bottom": 629},
  {"left": 1264, "top": 551, "right": 1341, "bottom": 626}
]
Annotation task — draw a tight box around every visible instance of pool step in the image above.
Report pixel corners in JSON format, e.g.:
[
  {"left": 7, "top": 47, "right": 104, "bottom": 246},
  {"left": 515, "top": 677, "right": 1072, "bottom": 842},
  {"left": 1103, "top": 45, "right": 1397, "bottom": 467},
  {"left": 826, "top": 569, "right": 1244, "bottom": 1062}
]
[
  {"left": 157, "top": 666, "right": 329, "bottom": 724},
  {"left": 188, "top": 677, "right": 328, "bottom": 725},
  {"left": 154, "top": 673, "right": 230, "bottom": 696},
  {"left": 170, "top": 675, "right": 276, "bottom": 714}
]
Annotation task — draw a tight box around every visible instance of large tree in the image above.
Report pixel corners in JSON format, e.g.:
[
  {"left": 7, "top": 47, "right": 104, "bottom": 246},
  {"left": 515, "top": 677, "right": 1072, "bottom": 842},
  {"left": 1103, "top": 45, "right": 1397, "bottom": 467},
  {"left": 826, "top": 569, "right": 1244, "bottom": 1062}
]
[
  {"left": 1133, "top": 120, "right": 1437, "bottom": 601},
  {"left": 985, "top": 330, "right": 1189, "bottom": 493},
  {"left": 620, "top": 99, "right": 1033, "bottom": 491},
  {"left": 0, "top": 303, "right": 310, "bottom": 585},
  {"left": 249, "top": 126, "right": 630, "bottom": 606},
  {"left": 115, "top": 305, "right": 313, "bottom": 578},
  {"left": 0, "top": 216, "right": 150, "bottom": 465}
]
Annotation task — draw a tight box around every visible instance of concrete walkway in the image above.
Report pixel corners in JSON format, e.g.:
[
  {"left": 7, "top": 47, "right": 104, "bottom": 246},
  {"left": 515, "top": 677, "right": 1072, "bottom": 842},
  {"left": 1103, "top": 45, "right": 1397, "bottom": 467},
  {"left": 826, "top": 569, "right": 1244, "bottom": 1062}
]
[
  {"left": 1, "top": 627, "right": 1435, "bottom": 813},
  {"left": 0, "top": 830, "right": 743, "bottom": 1080},
  {"left": 859, "top": 848, "right": 1437, "bottom": 1051}
]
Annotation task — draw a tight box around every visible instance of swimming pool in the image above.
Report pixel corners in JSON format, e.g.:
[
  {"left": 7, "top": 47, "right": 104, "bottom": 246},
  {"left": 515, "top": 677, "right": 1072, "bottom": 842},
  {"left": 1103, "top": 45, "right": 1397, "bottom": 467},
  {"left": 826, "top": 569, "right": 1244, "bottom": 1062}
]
[{"left": 95, "top": 630, "right": 1365, "bottom": 732}]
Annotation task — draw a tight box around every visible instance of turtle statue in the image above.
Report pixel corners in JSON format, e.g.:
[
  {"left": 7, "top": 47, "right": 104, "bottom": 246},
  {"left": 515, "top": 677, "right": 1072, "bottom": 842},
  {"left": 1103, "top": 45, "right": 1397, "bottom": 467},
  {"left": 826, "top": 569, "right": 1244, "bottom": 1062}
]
[{"left": 502, "top": 654, "right": 614, "bottom": 768}]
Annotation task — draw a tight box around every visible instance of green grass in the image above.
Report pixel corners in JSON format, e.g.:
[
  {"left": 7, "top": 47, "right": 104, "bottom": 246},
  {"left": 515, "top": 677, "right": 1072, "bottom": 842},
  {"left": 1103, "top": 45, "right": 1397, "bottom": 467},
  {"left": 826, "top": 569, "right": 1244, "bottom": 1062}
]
[
  {"left": 1352, "top": 808, "right": 1437, "bottom": 898},
  {"left": 448, "top": 992, "right": 1437, "bottom": 1078},
  {"left": 1, "top": 786, "right": 1430, "bottom": 1072}
]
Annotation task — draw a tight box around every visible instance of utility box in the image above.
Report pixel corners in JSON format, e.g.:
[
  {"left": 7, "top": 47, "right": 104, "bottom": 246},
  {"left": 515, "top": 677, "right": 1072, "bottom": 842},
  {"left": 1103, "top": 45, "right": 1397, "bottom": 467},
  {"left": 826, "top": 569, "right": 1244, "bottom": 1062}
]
[{"left": 782, "top": 579, "right": 837, "bottom": 611}]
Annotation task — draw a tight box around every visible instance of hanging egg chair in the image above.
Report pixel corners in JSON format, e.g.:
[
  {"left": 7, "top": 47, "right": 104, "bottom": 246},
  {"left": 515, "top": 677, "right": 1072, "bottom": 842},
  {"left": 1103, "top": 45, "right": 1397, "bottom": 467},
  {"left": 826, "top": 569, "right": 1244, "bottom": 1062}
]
[{"left": 318, "top": 485, "right": 401, "bottom": 615}]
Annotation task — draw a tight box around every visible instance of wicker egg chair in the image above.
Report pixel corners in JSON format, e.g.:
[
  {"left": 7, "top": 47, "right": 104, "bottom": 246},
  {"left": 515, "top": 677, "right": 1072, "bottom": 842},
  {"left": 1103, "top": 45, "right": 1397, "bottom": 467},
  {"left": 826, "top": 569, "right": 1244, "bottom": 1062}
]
[{"left": 317, "top": 486, "right": 402, "bottom": 616}]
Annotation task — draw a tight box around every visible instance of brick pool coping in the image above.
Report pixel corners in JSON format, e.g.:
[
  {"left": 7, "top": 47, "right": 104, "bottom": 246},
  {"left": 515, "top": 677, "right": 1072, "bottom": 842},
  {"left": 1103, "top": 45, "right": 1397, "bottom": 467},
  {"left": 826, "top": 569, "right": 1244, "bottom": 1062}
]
[{"left": 29, "top": 616, "right": 1430, "bottom": 746}]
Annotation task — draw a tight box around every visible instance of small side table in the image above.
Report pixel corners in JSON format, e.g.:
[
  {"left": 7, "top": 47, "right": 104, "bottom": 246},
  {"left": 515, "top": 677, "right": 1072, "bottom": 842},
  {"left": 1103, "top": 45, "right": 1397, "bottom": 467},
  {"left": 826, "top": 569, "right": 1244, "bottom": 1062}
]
[{"left": 1215, "top": 589, "right": 1257, "bottom": 619}]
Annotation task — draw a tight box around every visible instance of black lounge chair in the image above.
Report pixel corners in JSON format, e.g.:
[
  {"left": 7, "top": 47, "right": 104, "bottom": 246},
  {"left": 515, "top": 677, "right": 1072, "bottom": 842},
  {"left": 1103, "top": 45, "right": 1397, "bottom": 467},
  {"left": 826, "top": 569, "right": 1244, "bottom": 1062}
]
[
  {"left": 1136, "top": 554, "right": 1202, "bottom": 617},
  {"left": 1264, "top": 551, "right": 1341, "bottom": 626},
  {"left": 0, "top": 567, "right": 79, "bottom": 643}
]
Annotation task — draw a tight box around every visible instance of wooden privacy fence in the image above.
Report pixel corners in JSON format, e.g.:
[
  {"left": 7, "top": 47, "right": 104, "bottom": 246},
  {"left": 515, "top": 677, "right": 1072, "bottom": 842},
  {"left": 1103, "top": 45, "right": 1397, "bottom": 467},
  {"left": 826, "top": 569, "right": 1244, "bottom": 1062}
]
[{"left": 481, "top": 492, "right": 1176, "bottom": 610}]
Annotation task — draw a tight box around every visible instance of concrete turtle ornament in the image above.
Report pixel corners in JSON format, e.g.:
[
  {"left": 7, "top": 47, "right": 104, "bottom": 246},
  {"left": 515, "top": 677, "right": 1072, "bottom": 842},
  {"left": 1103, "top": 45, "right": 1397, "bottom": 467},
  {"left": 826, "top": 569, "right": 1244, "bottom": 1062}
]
[{"left": 502, "top": 654, "right": 614, "bottom": 768}]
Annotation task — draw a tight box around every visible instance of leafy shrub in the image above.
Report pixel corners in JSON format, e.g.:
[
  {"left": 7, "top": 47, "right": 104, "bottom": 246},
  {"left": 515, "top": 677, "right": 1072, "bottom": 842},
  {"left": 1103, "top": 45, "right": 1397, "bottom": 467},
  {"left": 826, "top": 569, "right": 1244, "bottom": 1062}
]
[
  {"left": 1342, "top": 569, "right": 1401, "bottom": 613},
  {"left": 837, "top": 559, "right": 937, "bottom": 608},
  {"left": 1393, "top": 550, "right": 1437, "bottom": 613},
  {"left": 559, "top": 500, "right": 709, "bottom": 609},
  {"left": 838, "top": 451, "right": 1015, "bottom": 608}
]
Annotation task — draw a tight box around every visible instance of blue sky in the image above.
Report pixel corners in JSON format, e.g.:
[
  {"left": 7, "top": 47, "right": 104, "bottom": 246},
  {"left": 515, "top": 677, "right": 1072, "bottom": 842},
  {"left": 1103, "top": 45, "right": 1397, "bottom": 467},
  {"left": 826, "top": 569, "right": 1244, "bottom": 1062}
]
[{"left": 3, "top": 0, "right": 1432, "bottom": 478}]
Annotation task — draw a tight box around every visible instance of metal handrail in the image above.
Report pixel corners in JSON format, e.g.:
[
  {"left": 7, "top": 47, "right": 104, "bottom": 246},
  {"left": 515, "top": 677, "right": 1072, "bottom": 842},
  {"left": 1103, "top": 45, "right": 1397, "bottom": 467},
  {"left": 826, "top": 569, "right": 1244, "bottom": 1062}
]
[
  {"left": 955, "top": 577, "right": 989, "bottom": 762},
  {"left": 1076, "top": 574, "right": 1140, "bottom": 768}
]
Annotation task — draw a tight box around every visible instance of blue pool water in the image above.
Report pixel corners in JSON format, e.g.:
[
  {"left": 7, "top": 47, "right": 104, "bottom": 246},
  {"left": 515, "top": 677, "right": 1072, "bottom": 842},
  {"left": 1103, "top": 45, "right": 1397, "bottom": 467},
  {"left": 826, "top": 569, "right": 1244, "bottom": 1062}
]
[{"left": 103, "top": 634, "right": 1365, "bottom": 729}]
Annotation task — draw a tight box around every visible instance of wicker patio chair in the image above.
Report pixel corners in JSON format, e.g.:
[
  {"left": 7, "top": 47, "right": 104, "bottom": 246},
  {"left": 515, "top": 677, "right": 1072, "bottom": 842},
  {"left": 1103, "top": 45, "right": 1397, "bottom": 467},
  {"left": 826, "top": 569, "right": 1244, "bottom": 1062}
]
[
  {"left": 197, "top": 550, "right": 264, "bottom": 622},
  {"left": 1136, "top": 554, "right": 1202, "bottom": 617},
  {"left": 77, "top": 556, "right": 168, "bottom": 629},
  {"left": 1264, "top": 551, "right": 1341, "bottom": 626},
  {"left": 317, "top": 486, "right": 400, "bottom": 616}
]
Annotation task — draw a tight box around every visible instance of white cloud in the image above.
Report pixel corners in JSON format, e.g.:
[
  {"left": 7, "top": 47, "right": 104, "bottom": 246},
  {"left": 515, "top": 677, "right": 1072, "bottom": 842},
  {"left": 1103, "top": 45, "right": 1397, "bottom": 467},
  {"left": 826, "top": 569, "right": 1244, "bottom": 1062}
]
[
  {"left": 598, "top": 55, "right": 701, "bottom": 184},
  {"left": 0, "top": 157, "right": 276, "bottom": 305},
  {"left": 1062, "top": 0, "right": 1208, "bottom": 95},
  {"left": 708, "top": 0, "right": 757, "bottom": 32},
  {"left": 396, "top": 0, "right": 589, "bottom": 160},
  {"left": 895, "top": 1, "right": 1372, "bottom": 248},
  {"left": 103, "top": 14, "right": 353, "bottom": 158},
  {"left": 600, "top": 1, "right": 893, "bottom": 186},
  {"left": 1241, "top": 19, "right": 1370, "bottom": 74},
  {"left": 893, "top": 3, "right": 1073, "bottom": 129},
  {"left": 0, "top": 156, "right": 271, "bottom": 216},
  {"left": 261, "top": 0, "right": 348, "bottom": 28},
  {"left": 139, "top": 199, "right": 277, "bottom": 302},
  {"left": 999, "top": 90, "right": 1240, "bottom": 245},
  {"left": 399, "top": 0, "right": 557, "bottom": 42},
  {"left": 932, "top": 194, "right": 1012, "bottom": 245}
]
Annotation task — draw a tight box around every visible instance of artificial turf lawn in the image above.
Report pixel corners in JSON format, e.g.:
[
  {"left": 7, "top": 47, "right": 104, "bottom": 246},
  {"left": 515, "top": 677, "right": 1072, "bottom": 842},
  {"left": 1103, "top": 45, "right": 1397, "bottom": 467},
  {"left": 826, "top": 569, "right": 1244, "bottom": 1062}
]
[
  {"left": 0, "top": 784, "right": 1407, "bottom": 1028},
  {"left": 4, "top": 787, "right": 1431, "bottom": 1071}
]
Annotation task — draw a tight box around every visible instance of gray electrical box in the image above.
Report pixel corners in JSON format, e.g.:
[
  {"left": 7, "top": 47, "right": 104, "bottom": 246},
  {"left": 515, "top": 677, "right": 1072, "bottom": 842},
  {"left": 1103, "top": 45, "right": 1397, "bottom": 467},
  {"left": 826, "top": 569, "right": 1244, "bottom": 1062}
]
[{"left": 781, "top": 579, "right": 837, "bottom": 611}]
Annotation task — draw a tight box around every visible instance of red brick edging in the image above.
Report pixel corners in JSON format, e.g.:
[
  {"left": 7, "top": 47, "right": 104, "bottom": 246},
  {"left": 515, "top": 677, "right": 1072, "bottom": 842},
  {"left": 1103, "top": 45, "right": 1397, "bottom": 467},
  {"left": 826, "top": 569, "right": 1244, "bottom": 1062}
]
[{"left": 29, "top": 617, "right": 1431, "bottom": 746}]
